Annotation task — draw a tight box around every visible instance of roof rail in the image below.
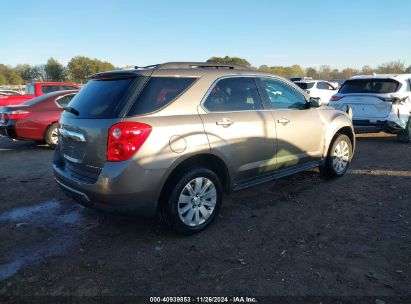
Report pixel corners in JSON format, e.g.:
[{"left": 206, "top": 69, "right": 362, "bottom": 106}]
[
  {"left": 135, "top": 62, "right": 250, "bottom": 70},
  {"left": 134, "top": 64, "right": 161, "bottom": 69}
]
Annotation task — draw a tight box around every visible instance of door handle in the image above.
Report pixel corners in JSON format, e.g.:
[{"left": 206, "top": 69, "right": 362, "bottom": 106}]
[
  {"left": 277, "top": 118, "right": 290, "bottom": 124},
  {"left": 216, "top": 118, "right": 234, "bottom": 127}
]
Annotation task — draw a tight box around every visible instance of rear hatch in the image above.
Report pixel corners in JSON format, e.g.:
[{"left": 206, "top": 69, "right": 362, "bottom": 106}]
[
  {"left": 58, "top": 74, "right": 149, "bottom": 181},
  {"left": 57, "top": 71, "right": 198, "bottom": 182},
  {"left": 333, "top": 78, "right": 400, "bottom": 119}
]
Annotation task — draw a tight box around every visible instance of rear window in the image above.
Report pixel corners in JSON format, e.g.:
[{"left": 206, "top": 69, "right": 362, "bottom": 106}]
[
  {"left": 42, "top": 85, "right": 78, "bottom": 94},
  {"left": 66, "top": 77, "right": 139, "bottom": 118},
  {"left": 339, "top": 79, "right": 400, "bottom": 94},
  {"left": 127, "top": 77, "right": 196, "bottom": 116},
  {"left": 62, "top": 86, "right": 78, "bottom": 90},
  {"left": 295, "top": 82, "right": 314, "bottom": 90},
  {"left": 42, "top": 86, "right": 61, "bottom": 94}
]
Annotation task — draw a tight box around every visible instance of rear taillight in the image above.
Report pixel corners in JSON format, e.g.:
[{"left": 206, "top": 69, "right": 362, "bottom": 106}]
[
  {"left": 5, "top": 110, "right": 30, "bottom": 120},
  {"left": 330, "top": 95, "right": 343, "bottom": 102},
  {"left": 107, "top": 122, "right": 152, "bottom": 162}
]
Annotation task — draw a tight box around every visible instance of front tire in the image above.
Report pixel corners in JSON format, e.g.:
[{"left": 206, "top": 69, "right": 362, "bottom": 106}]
[
  {"left": 162, "top": 167, "right": 223, "bottom": 235},
  {"left": 320, "top": 134, "right": 352, "bottom": 178},
  {"left": 45, "top": 122, "right": 59, "bottom": 149}
]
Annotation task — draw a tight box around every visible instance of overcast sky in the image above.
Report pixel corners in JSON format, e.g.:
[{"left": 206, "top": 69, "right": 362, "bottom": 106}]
[{"left": 1, "top": 0, "right": 410, "bottom": 69}]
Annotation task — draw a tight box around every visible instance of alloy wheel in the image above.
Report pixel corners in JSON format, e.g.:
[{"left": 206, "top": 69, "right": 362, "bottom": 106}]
[
  {"left": 332, "top": 140, "right": 350, "bottom": 174},
  {"left": 51, "top": 128, "right": 59, "bottom": 145},
  {"left": 177, "top": 177, "right": 217, "bottom": 227}
]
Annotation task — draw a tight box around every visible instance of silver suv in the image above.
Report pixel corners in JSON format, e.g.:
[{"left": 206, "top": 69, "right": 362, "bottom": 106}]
[
  {"left": 53, "top": 62, "right": 355, "bottom": 234},
  {"left": 330, "top": 74, "right": 411, "bottom": 142}
]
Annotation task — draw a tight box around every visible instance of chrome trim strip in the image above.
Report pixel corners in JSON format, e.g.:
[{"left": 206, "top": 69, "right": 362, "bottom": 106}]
[
  {"left": 59, "top": 128, "right": 86, "bottom": 142},
  {"left": 63, "top": 154, "right": 82, "bottom": 164},
  {"left": 54, "top": 178, "right": 90, "bottom": 202}
]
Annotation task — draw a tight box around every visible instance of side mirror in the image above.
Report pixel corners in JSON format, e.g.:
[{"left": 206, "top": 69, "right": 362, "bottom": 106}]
[{"left": 308, "top": 97, "right": 322, "bottom": 108}]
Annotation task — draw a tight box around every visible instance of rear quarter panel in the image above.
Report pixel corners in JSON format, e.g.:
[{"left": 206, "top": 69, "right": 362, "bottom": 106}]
[
  {"left": 121, "top": 114, "right": 212, "bottom": 196},
  {"left": 14, "top": 100, "right": 62, "bottom": 141}
]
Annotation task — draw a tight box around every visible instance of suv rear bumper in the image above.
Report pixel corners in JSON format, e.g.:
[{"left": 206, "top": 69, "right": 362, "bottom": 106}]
[
  {"left": 53, "top": 151, "right": 165, "bottom": 217},
  {"left": 353, "top": 118, "right": 406, "bottom": 134}
]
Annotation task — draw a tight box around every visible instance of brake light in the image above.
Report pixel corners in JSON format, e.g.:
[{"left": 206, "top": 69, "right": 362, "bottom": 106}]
[
  {"left": 107, "top": 122, "right": 152, "bottom": 162},
  {"left": 5, "top": 110, "right": 30, "bottom": 120},
  {"left": 397, "top": 108, "right": 400, "bottom": 119},
  {"left": 330, "top": 95, "right": 343, "bottom": 102}
]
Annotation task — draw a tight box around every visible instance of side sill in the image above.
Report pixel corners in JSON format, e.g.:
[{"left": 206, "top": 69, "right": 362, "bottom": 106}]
[{"left": 232, "top": 160, "right": 320, "bottom": 192}]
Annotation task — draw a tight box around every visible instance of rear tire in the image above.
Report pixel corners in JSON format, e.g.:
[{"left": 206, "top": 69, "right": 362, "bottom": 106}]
[
  {"left": 161, "top": 167, "right": 223, "bottom": 235},
  {"left": 397, "top": 117, "right": 411, "bottom": 143},
  {"left": 45, "top": 122, "right": 59, "bottom": 149},
  {"left": 320, "top": 134, "right": 352, "bottom": 178}
]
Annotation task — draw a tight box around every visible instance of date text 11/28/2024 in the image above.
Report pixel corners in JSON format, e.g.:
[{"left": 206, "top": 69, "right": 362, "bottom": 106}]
[{"left": 149, "top": 297, "right": 258, "bottom": 303}]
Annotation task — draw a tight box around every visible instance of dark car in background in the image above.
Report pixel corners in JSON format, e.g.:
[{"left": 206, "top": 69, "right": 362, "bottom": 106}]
[{"left": 0, "top": 90, "right": 78, "bottom": 148}]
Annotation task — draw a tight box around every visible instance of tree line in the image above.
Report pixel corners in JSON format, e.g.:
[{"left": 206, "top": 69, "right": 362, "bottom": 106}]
[
  {"left": 207, "top": 56, "right": 411, "bottom": 80},
  {"left": 1, "top": 55, "right": 410, "bottom": 85},
  {"left": 0, "top": 56, "right": 115, "bottom": 85}
]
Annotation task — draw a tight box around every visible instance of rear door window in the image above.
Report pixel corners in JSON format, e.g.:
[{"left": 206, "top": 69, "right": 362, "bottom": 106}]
[
  {"left": 339, "top": 79, "right": 400, "bottom": 94},
  {"left": 127, "top": 77, "right": 197, "bottom": 116},
  {"left": 203, "top": 77, "right": 263, "bottom": 112},
  {"left": 66, "top": 77, "right": 141, "bottom": 118}
]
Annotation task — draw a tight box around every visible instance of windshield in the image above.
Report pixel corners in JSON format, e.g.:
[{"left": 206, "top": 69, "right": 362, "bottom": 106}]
[
  {"left": 295, "top": 82, "right": 315, "bottom": 90},
  {"left": 339, "top": 79, "right": 400, "bottom": 94}
]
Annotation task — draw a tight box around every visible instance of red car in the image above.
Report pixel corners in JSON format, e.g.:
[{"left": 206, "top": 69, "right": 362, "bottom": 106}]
[
  {"left": 0, "top": 82, "right": 80, "bottom": 106},
  {"left": 0, "top": 90, "right": 78, "bottom": 148}
]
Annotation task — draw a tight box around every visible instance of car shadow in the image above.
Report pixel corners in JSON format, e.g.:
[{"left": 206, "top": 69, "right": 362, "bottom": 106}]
[
  {"left": 355, "top": 132, "right": 397, "bottom": 143},
  {"left": 0, "top": 138, "right": 52, "bottom": 151}
]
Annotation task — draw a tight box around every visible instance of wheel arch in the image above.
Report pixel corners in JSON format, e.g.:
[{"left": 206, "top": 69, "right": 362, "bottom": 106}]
[
  {"left": 43, "top": 121, "right": 59, "bottom": 141},
  {"left": 158, "top": 153, "right": 231, "bottom": 209},
  {"left": 325, "top": 125, "right": 355, "bottom": 160},
  {"left": 336, "top": 126, "right": 355, "bottom": 151}
]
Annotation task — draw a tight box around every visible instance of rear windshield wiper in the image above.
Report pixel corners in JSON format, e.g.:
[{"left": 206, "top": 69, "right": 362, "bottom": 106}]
[{"left": 63, "top": 106, "right": 80, "bottom": 116}]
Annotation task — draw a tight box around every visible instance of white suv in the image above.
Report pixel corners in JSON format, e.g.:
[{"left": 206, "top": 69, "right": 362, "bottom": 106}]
[
  {"left": 294, "top": 80, "right": 338, "bottom": 106},
  {"left": 330, "top": 74, "right": 411, "bottom": 142}
]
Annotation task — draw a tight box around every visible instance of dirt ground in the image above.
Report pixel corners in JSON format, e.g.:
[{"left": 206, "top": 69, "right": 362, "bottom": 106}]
[{"left": 0, "top": 133, "right": 410, "bottom": 301}]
